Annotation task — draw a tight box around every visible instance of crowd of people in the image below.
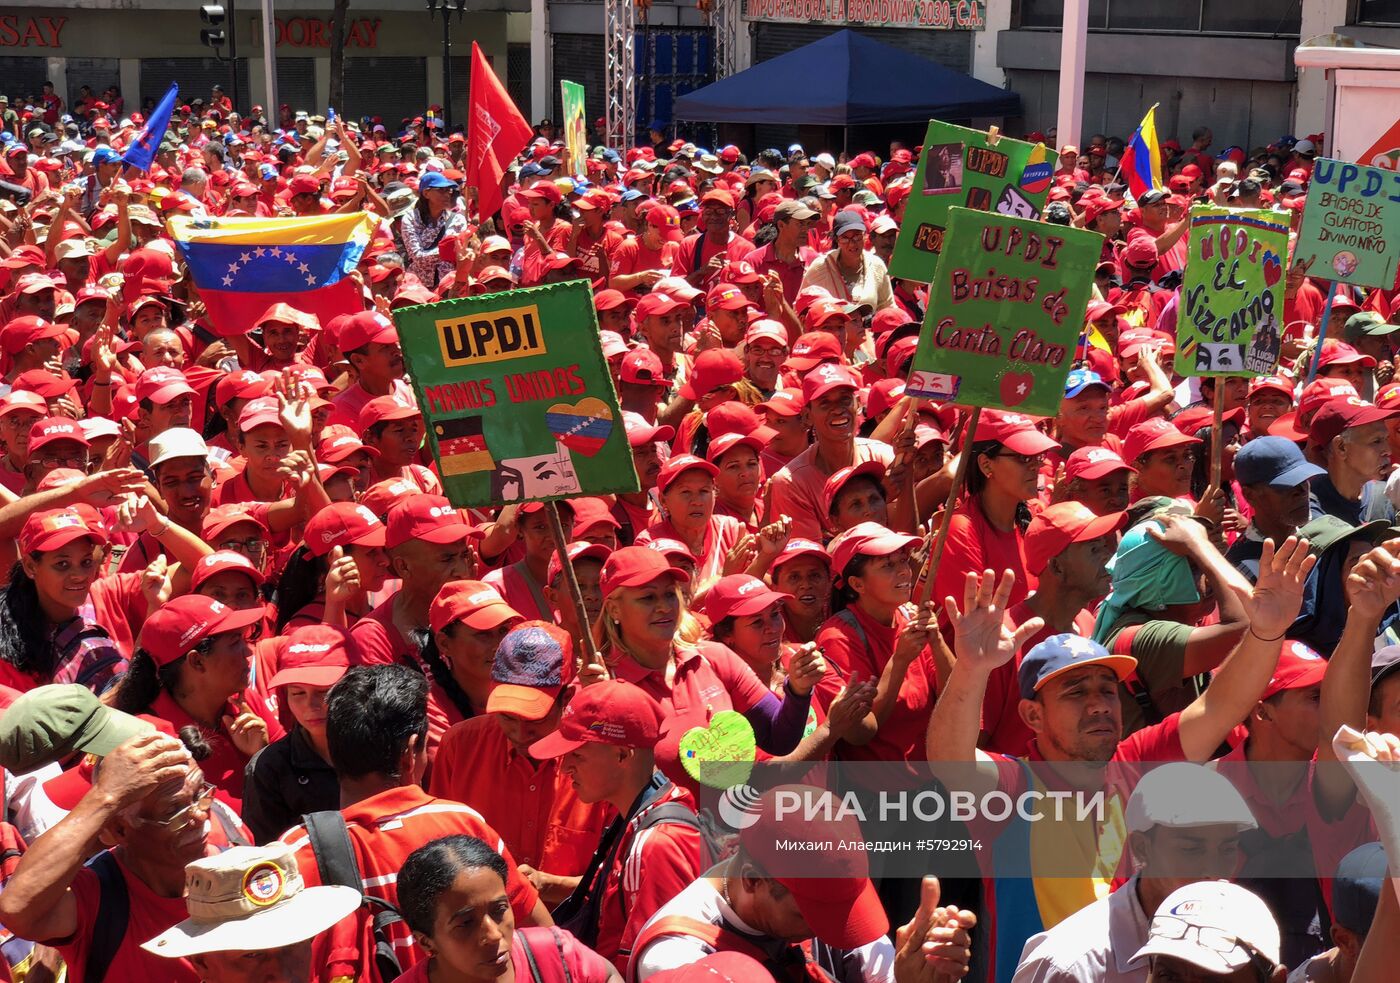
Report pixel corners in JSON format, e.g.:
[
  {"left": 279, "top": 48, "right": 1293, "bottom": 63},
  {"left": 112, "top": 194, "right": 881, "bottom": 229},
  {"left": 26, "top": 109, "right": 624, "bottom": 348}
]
[{"left": 0, "top": 84, "right": 1396, "bottom": 983}]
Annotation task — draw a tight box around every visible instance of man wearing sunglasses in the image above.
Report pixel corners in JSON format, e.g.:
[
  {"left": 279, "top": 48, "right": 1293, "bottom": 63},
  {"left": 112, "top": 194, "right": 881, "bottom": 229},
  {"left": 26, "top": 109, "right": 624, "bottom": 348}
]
[
  {"left": 1130, "top": 880, "right": 1285, "bottom": 982},
  {"left": 0, "top": 730, "right": 211, "bottom": 982}
]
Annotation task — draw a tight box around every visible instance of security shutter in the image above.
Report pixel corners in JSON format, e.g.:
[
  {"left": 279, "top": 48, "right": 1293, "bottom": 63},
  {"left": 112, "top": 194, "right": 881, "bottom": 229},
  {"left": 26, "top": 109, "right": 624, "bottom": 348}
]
[
  {"left": 277, "top": 58, "right": 317, "bottom": 115},
  {"left": 342, "top": 57, "right": 427, "bottom": 128},
  {"left": 66, "top": 59, "right": 121, "bottom": 115},
  {"left": 551, "top": 34, "right": 607, "bottom": 127},
  {"left": 0, "top": 58, "right": 61, "bottom": 106},
  {"left": 139, "top": 59, "right": 250, "bottom": 113},
  {"left": 508, "top": 43, "right": 532, "bottom": 123}
]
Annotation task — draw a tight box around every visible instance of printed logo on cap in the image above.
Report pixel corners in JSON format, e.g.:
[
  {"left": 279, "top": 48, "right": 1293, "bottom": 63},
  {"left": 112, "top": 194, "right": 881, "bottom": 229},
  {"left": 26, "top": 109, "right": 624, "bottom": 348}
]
[
  {"left": 736, "top": 579, "right": 764, "bottom": 595},
  {"left": 1288, "top": 642, "right": 1322, "bottom": 661},
  {"left": 42, "top": 512, "right": 83, "bottom": 532},
  {"left": 241, "top": 862, "right": 286, "bottom": 907},
  {"left": 288, "top": 642, "right": 332, "bottom": 654},
  {"left": 1086, "top": 448, "right": 1118, "bottom": 463},
  {"left": 467, "top": 589, "right": 503, "bottom": 606},
  {"left": 177, "top": 619, "right": 212, "bottom": 649}
]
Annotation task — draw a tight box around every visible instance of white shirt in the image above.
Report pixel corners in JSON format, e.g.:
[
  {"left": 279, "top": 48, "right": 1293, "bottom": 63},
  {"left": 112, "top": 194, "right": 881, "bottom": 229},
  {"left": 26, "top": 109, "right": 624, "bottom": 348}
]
[
  {"left": 633, "top": 877, "right": 895, "bottom": 983},
  {"left": 1011, "top": 876, "right": 1151, "bottom": 983}
]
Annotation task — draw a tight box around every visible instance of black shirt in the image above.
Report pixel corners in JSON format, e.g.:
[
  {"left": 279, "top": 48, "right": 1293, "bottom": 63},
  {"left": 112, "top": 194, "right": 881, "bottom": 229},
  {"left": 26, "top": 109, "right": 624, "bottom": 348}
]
[{"left": 242, "top": 725, "right": 339, "bottom": 844}]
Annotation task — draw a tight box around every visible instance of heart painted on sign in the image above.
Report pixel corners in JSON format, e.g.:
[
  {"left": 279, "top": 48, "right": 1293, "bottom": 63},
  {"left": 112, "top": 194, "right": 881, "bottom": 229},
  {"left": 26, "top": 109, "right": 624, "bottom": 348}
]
[
  {"left": 679, "top": 710, "right": 757, "bottom": 789},
  {"left": 1262, "top": 251, "right": 1282, "bottom": 287},
  {"left": 999, "top": 371, "right": 1034, "bottom": 407},
  {"left": 545, "top": 398, "right": 614, "bottom": 457}
]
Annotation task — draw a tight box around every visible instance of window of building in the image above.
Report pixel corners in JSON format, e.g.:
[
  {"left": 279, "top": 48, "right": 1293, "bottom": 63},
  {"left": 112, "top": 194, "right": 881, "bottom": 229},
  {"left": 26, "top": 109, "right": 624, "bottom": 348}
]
[
  {"left": 1018, "top": 0, "right": 1299, "bottom": 35},
  {"left": 1356, "top": 0, "right": 1400, "bottom": 25}
]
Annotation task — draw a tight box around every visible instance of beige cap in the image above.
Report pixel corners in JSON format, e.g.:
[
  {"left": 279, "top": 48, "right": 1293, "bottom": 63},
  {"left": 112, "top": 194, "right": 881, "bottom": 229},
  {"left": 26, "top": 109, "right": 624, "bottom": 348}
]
[{"left": 142, "top": 842, "right": 360, "bottom": 958}]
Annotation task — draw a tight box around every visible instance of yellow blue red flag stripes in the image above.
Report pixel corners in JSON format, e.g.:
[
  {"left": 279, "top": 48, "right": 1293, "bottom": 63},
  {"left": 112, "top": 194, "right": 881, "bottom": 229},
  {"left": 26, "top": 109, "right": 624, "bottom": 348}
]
[
  {"left": 167, "top": 212, "right": 378, "bottom": 338},
  {"left": 1119, "top": 104, "right": 1163, "bottom": 200}
]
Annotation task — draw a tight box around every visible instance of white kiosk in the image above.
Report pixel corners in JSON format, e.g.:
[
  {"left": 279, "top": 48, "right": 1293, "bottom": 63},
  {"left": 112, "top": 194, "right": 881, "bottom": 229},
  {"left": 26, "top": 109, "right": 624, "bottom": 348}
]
[{"left": 1295, "top": 44, "right": 1400, "bottom": 168}]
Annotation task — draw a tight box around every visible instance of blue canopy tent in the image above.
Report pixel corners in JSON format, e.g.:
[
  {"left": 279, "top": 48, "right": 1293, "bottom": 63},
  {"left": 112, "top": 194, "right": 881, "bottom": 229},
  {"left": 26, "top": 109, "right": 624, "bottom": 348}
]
[{"left": 673, "top": 30, "right": 1021, "bottom": 127}]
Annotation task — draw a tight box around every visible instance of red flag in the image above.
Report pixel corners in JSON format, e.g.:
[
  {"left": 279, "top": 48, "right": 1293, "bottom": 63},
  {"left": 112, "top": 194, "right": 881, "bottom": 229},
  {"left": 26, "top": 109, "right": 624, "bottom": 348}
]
[{"left": 467, "top": 42, "right": 533, "bottom": 222}]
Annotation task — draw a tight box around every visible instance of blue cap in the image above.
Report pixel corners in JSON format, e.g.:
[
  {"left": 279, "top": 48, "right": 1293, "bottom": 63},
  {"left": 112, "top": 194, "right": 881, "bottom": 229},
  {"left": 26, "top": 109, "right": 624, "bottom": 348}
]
[
  {"left": 1017, "top": 633, "right": 1138, "bottom": 700},
  {"left": 1234, "top": 436, "right": 1327, "bottom": 489},
  {"left": 1334, "top": 842, "right": 1386, "bottom": 933},
  {"left": 91, "top": 146, "right": 121, "bottom": 166},
  {"left": 519, "top": 162, "right": 545, "bottom": 179},
  {"left": 648, "top": 119, "right": 667, "bottom": 132},
  {"left": 1064, "top": 369, "right": 1110, "bottom": 398},
  {"left": 259, "top": 163, "right": 278, "bottom": 181},
  {"left": 619, "top": 188, "right": 646, "bottom": 204},
  {"left": 601, "top": 148, "right": 621, "bottom": 164},
  {"left": 418, "top": 171, "right": 459, "bottom": 191},
  {"left": 787, "top": 143, "right": 805, "bottom": 155}
]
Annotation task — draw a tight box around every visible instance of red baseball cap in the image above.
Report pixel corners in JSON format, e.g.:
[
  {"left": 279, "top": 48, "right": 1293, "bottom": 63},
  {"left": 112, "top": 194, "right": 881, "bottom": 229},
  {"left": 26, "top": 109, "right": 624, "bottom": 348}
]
[
  {"left": 1308, "top": 397, "right": 1400, "bottom": 447},
  {"left": 1123, "top": 417, "right": 1202, "bottom": 463},
  {"left": 1065, "top": 445, "right": 1136, "bottom": 481},
  {"left": 802, "top": 362, "right": 861, "bottom": 403},
  {"left": 0, "top": 389, "right": 47, "bottom": 418},
  {"left": 1261, "top": 641, "right": 1328, "bottom": 699},
  {"left": 619, "top": 348, "right": 669, "bottom": 388},
  {"left": 528, "top": 679, "right": 666, "bottom": 757},
  {"left": 623, "top": 411, "right": 675, "bottom": 446},
  {"left": 359, "top": 395, "right": 420, "bottom": 431},
  {"left": 593, "top": 288, "right": 633, "bottom": 313},
  {"left": 770, "top": 537, "right": 832, "bottom": 574},
  {"left": 823, "top": 461, "right": 886, "bottom": 515},
  {"left": 1023, "top": 502, "right": 1127, "bottom": 577},
  {"left": 1317, "top": 340, "right": 1377, "bottom": 370},
  {"left": 744, "top": 319, "right": 788, "bottom": 349},
  {"left": 1248, "top": 375, "right": 1295, "bottom": 402},
  {"left": 785, "top": 332, "right": 844, "bottom": 373},
  {"left": 0, "top": 315, "right": 67, "bottom": 355},
  {"left": 1173, "top": 404, "right": 1245, "bottom": 437},
  {"left": 656, "top": 453, "right": 718, "bottom": 494},
  {"left": 337, "top": 311, "right": 398, "bottom": 352},
  {"left": 269, "top": 624, "right": 355, "bottom": 689},
  {"left": 1269, "top": 378, "right": 1360, "bottom": 440},
  {"left": 430, "top": 580, "right": 523, "bottom": 633},
  {"left": 974, "top": 411, "right": 1061, "bottom": 457},
  {"left": 706, "top": 401, "right": 777, "bottom": 443},
  {"left": 758, "top": 389, "right": 804, "bottom": 418},
  {"left": 305, "top": 502, "right": 388, "bottom": 557},
  {"left": 237, "top": 395, "right": 283, "bottom": 432},
  {"left": 27, "top": 417, "right": 89, "bottom": 456},
  {"left": 189, "top": 550, "right": 266, "bottom": 592},
  {"left": 214, "top": 369, "right": 271, "bottom": 408},
  {"left": 18, "top": 507, "right": 106, "bottom": 555},
  {"left": 721, "top": 261, "right": 761, "bottom": 284},
  {"left": 317, "top": 428, "right": 380, "bottom": 463},
  {"left": 385, "top": 495, "right": 480, "bottom": 548},
  {"left": 827, "top": 521, "right": 920, "bottom": 576},
  {"left": 705, "top": 574, "right": 792, "bottom": 623},
  {"left": 135, "top": 366, "right": 196, "bottom": 406},
  {"left": 706, "top": 430, "right": 767, "bottom": 464},
  {"left": 633, "top": 292, "right": 684, "bottom": 321},
  {"left": 706, "top": 283, "right": 751, "bottom": 312},
  {"left": 1121, "top": 236, "right": 1158, "bottom": 268},
  {"left": 547, "top": 540, "right": 613, "bottom": 585},
  {"left": 139, "top": 594, "right": 264, "bottom": 667},
  {"left": 600, "top": 545, "right": 692, "bottom": 599},
  {"left": 679, "top": 349, "right": 742, "bottom": 400}
]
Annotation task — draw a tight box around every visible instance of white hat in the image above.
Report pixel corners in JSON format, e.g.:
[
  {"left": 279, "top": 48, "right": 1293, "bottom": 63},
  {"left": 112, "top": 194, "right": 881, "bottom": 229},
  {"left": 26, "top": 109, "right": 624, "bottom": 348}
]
[
  {"left": 1293, "top": 138, "right": 1316, "bottom": 155},
  {"left": 870, "top": 215, "right": 899, "bottom": 236},
  {"left": 142, "top": 843, "right": 359, "bottom": 958},
  {"left": 54, "top": 239, "right": 94, "bottom": 262},
  {"left": 813, "top": 153, "right": 836, "bottom": 171},
  {"left": 79, "top": 417, "right": 121, "bottom": 442},
  {"left": 1125, "top": 763, "right": 1257, "bottom": 834},
  {"left": 148, "top": 427, "right": 210, "bottom": 470},
  {"left": 1130, "top": 881, "right": 1280, "bottom": 973}
]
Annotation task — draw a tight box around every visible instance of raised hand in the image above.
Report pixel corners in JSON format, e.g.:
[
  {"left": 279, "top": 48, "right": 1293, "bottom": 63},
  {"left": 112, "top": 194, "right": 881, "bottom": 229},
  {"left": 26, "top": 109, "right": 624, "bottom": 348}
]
[
  {"left": 221, "top": 701, "right": 270, "bottom": 757},
  {"left": 722, "top": 534, "right": 759, "bottom": 576},
  {"left": 140, "top": 554, "right": 173, "bottom": 610},
  {"left": 1147, "top": 514, "right": 1211, "bottom": 556},
  {"left": 824, "top": 673, "right": 876, "bottom": 739},
  {"left": 324, "top": 545, "right": 362, "bottom": 604},
  {"left": 893, "top": 599, "right": 940, "bottom": 668},
  {"left": 1345, "top": 538, "right": 1400, "bottom": 622},
  {"left": 785, "top": 642, "right": 827, "bottom": 696},
  {"left": 277, "top": 450, "right": 317, "bottom": 490},
  {"left": 1231, "top": 535, "right": 1315, "bottom": 640},
  {"left": 276, "top": 369, "right": 314, "bottom": 450},
  {"left": 91, "top": 732, "right": 191, "bottom": 810},
  {"left": 944, "top": 569, "right": 1044, "bottom": 672},
  {"left": 577, "top": 647, "right": 611, "bottom": 687},
  {"left": 894, "top": 876, "right": 976, "bottom": 983},
  {"left": 753, "top": 516, "right": 792, "bottom": 560}
]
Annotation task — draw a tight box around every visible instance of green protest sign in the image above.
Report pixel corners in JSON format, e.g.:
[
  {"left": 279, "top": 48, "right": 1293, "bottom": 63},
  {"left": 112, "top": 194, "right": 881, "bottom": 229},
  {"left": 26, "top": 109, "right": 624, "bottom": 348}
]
[
  {"left": 1175, "top": 206, "right": 1290, "bottom": 377},
  {"left": 903, "top": 208, "right": 1101, "bottom": 417},
  {"left": 394, "top": 280, "right": 639, "bottom": 508},
  {"left": 1293, "top": 157, "right": 1400, "bottom": 289},
  {"left": 560, "top": 80, "right": 587, "bottom": 180},
  {"left": 888, "top": 121, "right": 1054, "bottom": 285}
]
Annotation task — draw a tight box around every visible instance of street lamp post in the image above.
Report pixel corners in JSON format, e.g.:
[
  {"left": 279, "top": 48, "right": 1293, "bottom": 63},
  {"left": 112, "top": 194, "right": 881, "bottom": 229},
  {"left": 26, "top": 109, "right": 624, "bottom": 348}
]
[{"left": 426, "top": 0, "right": 468, "bottom": 128}]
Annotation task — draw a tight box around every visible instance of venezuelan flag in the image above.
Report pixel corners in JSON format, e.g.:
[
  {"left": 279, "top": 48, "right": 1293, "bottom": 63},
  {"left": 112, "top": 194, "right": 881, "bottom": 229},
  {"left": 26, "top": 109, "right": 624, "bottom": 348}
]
[
  {"left": 1119, "top": 104, "right": 1163, "bottom": 201},
  {"left": 168, "top": 212, "right": 378, "bottom": 338}
]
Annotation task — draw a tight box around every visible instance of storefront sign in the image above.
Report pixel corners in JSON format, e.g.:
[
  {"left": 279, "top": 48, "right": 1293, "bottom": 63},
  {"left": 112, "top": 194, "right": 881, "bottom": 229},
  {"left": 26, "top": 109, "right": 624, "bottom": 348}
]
[
  {"left": 0, "top": 15, "right": 66, "bottom": 48},
  {"left": 742, "top": 0, "right": 984, "bottom": 29},
  {"left": 904, "top": 207, "right": 1101, "bottom": 417},
  {"left": 246, "top": 16, "right": 381, "bottom": 49},
  {"left": 395, "top": 281, "right": 640, "bottom": 508},
  {"left": 1176, "top": 206, "right": 1289, "bottom": 377}
]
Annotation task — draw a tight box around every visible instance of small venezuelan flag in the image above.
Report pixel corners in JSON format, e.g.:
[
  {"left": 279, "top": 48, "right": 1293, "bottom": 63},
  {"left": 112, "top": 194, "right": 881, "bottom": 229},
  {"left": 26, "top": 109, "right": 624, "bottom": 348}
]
[
  {"left": 1119, "top": 104, "right": 1163, "bottom": 201},
  {"left": 168, "top": 212, "right": 379, "bottom": 338}
]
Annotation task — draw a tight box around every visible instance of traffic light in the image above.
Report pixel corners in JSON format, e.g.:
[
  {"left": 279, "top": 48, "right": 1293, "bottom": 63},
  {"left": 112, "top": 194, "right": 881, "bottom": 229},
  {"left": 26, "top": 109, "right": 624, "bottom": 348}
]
[{"left": 200, "top": 5, "right": 227, "bottom": 48}]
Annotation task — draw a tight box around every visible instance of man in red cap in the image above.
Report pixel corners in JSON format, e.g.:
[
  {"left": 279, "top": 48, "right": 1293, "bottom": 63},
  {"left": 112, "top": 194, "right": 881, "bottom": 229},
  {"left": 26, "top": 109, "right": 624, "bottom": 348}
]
[
  {"left": 1, "top": 315, "right": 68, "bottom": 381},
  {"left": 611, "top": 205, "right": 681, "bottom": 295},
  {"left": 530, "top": 679, "right": 704, "bottom": 973},
  {"left": 328, "top": 311, "right": 415, "bottom": 428},
  {"left": 431, "top": 621, "right": 608, "bottom": 905},
  {"left": 359, "top": 395, "right": 441, "bottom": 494},
  {"left": 766, "top": 363, "right": 894, "bottom": 541},
  {"left": 674, "top": 189, "right": 754, "bottom": 289},
  {"left": 1306, "top": 397, "right": 1399, "bottom": 525},
  {"left": 630, "top": 293, "right": 691, "bottom": 406},
  {"left": 1125, "top": 188, "right": 1188, "bottom": 283}
]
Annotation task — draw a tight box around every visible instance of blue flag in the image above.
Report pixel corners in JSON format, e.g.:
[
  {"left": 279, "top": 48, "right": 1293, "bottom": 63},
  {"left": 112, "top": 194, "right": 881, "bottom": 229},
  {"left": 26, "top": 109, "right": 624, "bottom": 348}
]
[{"left": 122, "top": 82, "right": 178, "bottom": 173}]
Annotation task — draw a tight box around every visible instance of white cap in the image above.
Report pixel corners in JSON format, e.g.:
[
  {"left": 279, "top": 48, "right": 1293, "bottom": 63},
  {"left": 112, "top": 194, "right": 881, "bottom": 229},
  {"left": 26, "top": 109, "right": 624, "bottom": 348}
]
[
  {"left": 813, "top": 153, "right": 836, "bottom": 170},
  {"left": 149, "top": 427, "right": 210, "bottom": 470},
  {"left": 1294, "top": 138, "right": 1316, "bottom": 154},
  {"left": 1130, "top": 881, "right": 1280, "bottom": 973},
  {"left": 480, "top": 235, "right": 512, "bottom": 255},
  {"left": 1125, "top": 763, "right": 1257, "bottom": 834},
  {"left": 79, "top": 418, "right": 121, "bottom": 442},
  {"left": 54, "top": 239, "right": 93, "bottom": 262}
]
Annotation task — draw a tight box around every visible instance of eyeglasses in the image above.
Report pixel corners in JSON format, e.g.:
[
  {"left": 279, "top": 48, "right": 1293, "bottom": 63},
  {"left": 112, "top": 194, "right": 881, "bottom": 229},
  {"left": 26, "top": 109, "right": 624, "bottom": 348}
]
[
  {"left": 993, "top": 451, "right": 1046, "bottom": 468},
  {"left": 133, "top": 781, "right": 216, "bottom": 831},
  {"left": 218, "top": 537, "right": 268, "bottom": 558},
  {"left": 39, "top": 453, "right": 90, "bottom": 469},
  {"left": 1146, "top": 916, "right": 1274, "bottom": 981}
]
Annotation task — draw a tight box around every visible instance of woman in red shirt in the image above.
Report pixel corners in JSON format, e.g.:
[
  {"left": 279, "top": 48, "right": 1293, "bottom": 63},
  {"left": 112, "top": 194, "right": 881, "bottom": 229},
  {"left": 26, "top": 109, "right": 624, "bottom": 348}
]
[
  {"left": 813, "top": 522, "right": 944, "bottom": 765},
  {"left": 928, "top": 411, "right": 1055, "bottom": 617},
  {"left": 594, "top": 547, "right": 816, "bottom": 791},
  {"left": 707, "top": 431, "right": 765, "bottom": 531},
  {"left": 770, "top": 538, "right": 832, "bottom": 645},
  {"left": 634, "top": 454, "right": 745, "bottom": 590}
]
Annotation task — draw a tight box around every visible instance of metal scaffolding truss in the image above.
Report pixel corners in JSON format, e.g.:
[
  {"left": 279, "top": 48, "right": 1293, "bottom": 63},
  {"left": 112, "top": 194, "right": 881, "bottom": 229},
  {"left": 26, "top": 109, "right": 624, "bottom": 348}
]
[
  {"left": 713, "top": 0, "right": 742, "bottom": 80},
  {"left": 604, "top": 0, "right": 636, "bottom": 148}
]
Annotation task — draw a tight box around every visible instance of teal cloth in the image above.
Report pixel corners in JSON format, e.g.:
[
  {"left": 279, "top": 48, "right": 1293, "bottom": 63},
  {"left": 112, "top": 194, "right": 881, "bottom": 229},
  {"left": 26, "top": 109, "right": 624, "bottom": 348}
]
[{"left": 1091, "top": 518, "right": 1202, "bottom": 644}]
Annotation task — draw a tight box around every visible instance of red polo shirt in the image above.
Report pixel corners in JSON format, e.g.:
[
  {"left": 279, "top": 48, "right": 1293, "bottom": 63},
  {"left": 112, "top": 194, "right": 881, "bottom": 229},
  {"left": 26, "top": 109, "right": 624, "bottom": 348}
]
[
  {"left": 151, "top": 690, "right": 285, "bottom": 813},
  {"left": 282, "top": 785, "right": 541, "bottom": 982},
  {"left": 430, "top": 714, "right": 610, "bottom": 875}
]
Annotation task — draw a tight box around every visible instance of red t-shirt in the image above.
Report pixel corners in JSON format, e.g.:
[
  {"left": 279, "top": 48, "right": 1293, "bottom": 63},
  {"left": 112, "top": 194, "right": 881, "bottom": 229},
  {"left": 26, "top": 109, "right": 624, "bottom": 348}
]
[
  {"left": 483, "top": 561, "right": 551, "bottom": 622},
  {"left": 743, "top": 242, "right": 820, "bottom": 303},
  {"left": 150, "top": 690, "right": 285, "bottom": 813},
  {"left": 928, "top": 497, "right": 1035, "bottom": 618},
  {"left": 671, "top": 232, "right": 755, "bottom": 285},
  {"left": 429, "top": 714, "right": 610, "bottom": 875}
]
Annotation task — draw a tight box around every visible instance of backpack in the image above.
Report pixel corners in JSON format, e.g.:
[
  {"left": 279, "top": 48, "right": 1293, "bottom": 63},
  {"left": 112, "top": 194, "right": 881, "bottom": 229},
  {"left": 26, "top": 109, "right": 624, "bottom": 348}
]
[
  {"left": 302, "top": 810, "right": 403, "bottom": 983},
  {"left": 625, "top": 915, "right": 835, "bottom": 983},
  {"left": 552, "top": 773, "right": 724, "bottom": 950}
]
